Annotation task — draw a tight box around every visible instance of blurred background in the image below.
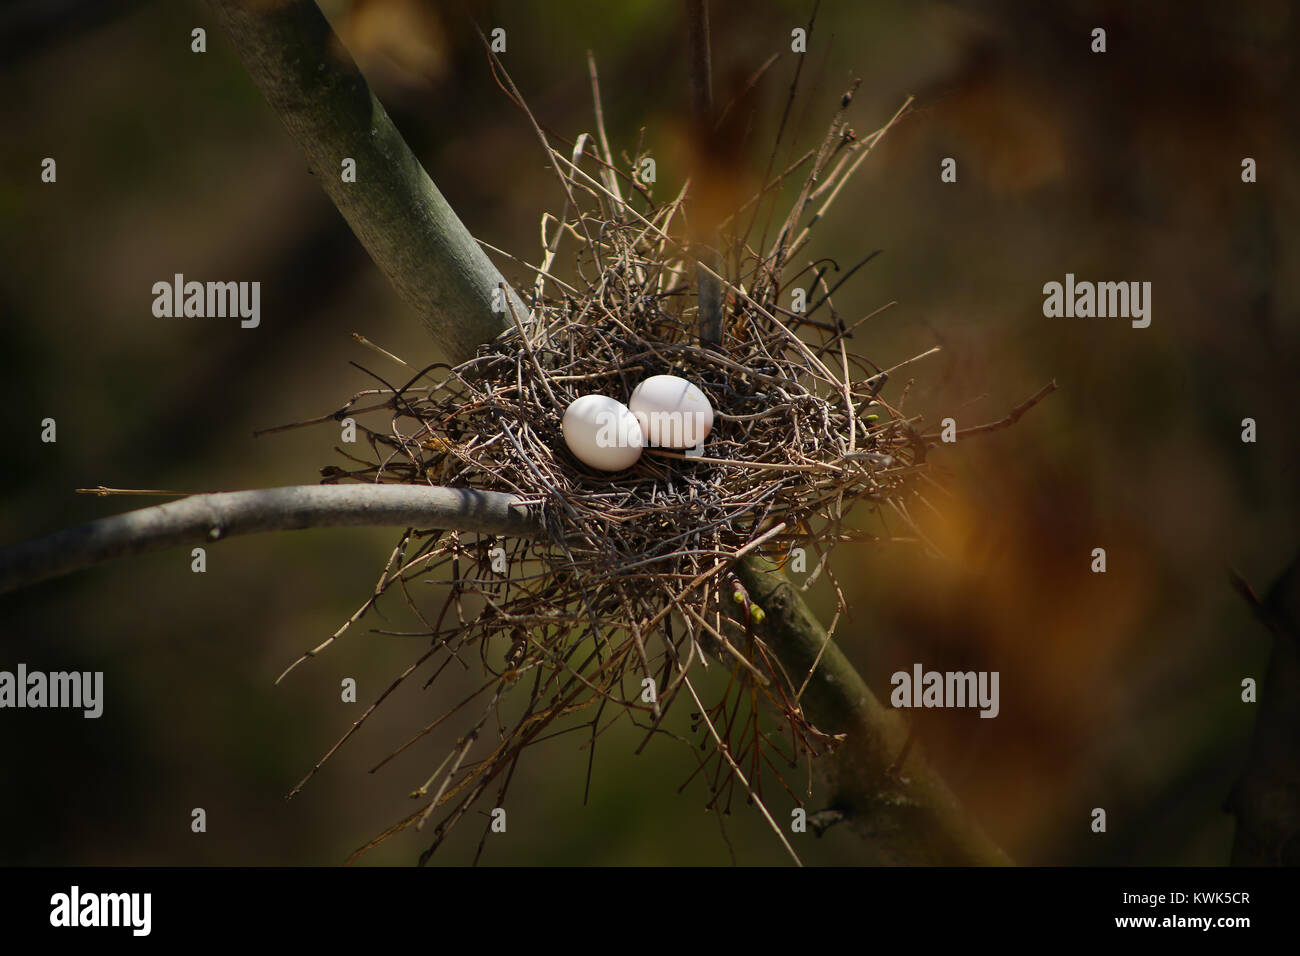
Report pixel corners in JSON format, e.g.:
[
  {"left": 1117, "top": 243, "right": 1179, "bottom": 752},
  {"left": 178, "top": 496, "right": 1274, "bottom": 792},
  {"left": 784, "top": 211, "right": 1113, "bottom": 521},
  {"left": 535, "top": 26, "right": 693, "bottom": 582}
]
[{"left": 0, "top": 0, "right": 1296, "bottom": 865}]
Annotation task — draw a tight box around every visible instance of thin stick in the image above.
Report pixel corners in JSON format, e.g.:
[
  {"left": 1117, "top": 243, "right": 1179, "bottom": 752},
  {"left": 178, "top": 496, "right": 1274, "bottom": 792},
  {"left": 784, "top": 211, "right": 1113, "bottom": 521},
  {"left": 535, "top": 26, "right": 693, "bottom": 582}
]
[
  {"left": 352, "top": 332, "right": 412, "bottom": 368},
  {"left": 680, "top": 674, "right": 802, "bottom": 865},
  {"left": 586, "top": 50, "right": 624, "bottom": 209},
  {"left": 75, "top": 486, "right": 188, "bottom": 498},
  {"left": 921, "top": 380, "right": 1059, "bottom": 442}
]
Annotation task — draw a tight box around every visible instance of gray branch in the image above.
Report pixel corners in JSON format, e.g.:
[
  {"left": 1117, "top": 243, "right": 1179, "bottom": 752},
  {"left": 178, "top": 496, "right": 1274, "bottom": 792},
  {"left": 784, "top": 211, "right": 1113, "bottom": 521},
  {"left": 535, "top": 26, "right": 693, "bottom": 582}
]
[
  {"left": 205, "top": 0, "right": 524, "bottom": 363},
  {"left": 0, "top": 485, "right": 541, "bottom": 594}
]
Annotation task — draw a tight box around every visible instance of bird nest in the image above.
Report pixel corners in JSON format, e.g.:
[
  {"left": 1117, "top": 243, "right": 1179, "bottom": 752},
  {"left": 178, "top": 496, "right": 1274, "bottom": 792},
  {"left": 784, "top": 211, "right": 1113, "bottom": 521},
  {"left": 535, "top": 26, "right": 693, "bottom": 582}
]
[{"left": 287, "top": 77, "right": 933, "bottom": 864}]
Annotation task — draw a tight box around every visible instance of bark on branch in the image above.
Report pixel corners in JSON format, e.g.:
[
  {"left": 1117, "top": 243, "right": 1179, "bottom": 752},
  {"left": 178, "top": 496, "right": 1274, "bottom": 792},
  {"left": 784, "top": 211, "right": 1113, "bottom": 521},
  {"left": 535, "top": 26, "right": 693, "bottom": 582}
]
[
  {"left": 736, "top": 558, "right": 1012, "bottom": 864},
  {"left": 205, "top": 0, "right": 524, "bottom": 362},
  {"left": 0, "top": 485, "right": 540, "bottom": 594}
]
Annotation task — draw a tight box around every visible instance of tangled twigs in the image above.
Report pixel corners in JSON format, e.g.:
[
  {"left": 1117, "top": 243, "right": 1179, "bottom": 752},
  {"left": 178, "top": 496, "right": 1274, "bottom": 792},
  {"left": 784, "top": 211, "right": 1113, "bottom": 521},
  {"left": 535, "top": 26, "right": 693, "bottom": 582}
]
[{"left": 282, "top": 84, "right": 940, "bottom": 862}]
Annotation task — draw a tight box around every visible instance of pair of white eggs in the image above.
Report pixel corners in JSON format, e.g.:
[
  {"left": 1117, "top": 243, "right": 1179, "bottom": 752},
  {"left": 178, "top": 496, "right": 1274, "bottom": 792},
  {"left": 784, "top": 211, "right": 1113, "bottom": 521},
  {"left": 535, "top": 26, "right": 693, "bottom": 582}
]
[{"left": 561, "top": 374, "right": 714, "bottom": 472}]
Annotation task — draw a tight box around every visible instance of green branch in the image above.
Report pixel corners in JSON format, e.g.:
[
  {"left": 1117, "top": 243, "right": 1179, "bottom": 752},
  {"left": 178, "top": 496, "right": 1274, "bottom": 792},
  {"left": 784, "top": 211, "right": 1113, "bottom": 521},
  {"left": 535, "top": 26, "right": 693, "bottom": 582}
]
[
  {"left": 206, "top": 0, "right": 524, "bottom": 362},
  {"left": 737, "top": 558, "right": 1011, "bottom": 864}
]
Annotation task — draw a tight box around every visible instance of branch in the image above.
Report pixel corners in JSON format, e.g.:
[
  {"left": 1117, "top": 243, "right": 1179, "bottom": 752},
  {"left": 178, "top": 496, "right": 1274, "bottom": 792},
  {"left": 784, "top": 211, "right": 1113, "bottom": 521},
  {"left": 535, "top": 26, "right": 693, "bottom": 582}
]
[
  {"left": 1227, "top": 551, "right": 1300, "bottom": 864},
  {"left": 0, "top": 485, "right": 540, "bottom": 595},
  {"left": 205, "top": 0, "right": 524, "bottom": 363},
  {"left": 736, "top": 558, "right": 1012, "bottom": 864},
  {"left": 685, "top": 0, "right": 713, "bottom": 125},
  {"left": 684, "top": 0, "right": 724, "bottom": 348},
  {"left": 921, "top": 380, "right": 1059, "bottom": 443}
]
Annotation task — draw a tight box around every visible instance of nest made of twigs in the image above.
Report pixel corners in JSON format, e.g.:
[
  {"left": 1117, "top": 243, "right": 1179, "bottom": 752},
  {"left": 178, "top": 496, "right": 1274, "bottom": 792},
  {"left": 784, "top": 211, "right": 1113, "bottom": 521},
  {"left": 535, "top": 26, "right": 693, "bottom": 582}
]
[
  {"left": 290, "top": 72, "right": 930, "bottom": 864},
  {"left": 350, "top": 274, "right": 924, "bottom": 616}
]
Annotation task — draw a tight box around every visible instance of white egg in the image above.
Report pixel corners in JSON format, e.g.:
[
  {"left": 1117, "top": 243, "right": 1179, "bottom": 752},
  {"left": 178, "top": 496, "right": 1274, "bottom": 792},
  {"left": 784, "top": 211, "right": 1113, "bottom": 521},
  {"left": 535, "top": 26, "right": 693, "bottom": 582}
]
[
  {"left": 628, "top": 375, "right": 714, "bottom": 449},
  {"left": 561, "top": 394, "right": 645, "bottom": 471}
]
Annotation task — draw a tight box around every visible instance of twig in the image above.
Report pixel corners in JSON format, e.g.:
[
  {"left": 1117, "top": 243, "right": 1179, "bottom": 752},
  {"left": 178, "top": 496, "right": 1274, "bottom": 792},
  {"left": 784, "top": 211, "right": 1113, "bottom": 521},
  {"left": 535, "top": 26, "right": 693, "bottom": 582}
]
[
  {"left": 921, "top": 380, "right": 1058, "bottom": 442},
  {"left": 586, "top": 51, "right": 624, "bottom": 209},
  {"left": 685, "top": 0, "right": 724, "bottom": 348}
]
